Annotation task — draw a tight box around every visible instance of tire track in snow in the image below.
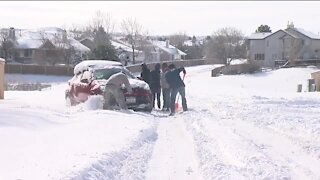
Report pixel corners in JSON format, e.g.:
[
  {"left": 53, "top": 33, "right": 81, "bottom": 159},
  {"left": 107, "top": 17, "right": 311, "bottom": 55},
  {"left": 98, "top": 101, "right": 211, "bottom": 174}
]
[
  {"left": 145, "top": 113, "right": 204, "bottom": 180},
  {"left": 183, "top": 109, "right": 291, "bottom": 180},
  {"left": 184, "top": 104, "right": 320, "bottom": 180},
  {"left": 68, "top": 123, "right": 158, "bottom": 180}
]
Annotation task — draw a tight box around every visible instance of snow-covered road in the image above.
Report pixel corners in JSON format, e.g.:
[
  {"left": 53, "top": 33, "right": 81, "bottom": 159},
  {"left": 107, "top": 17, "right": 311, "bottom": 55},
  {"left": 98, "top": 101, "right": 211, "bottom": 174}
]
[{"left": 1, "top": 65, "right": 320, "bottom": 179}]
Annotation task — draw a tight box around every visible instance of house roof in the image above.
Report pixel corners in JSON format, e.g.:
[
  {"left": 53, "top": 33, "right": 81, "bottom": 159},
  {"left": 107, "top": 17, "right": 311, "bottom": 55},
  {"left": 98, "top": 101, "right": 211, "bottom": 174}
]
[
  {"left": 281, "top": 30, "right": 299, "bottom": 39},
  {"left": 248, "top": 32, "right": 273, "bottom": 40},
  {"left": 293, "top": 28, "right": 320, "bottom": 40},
  {"left": 151, "top": 40, "right": 187, "bottom": 56},
  {"left": 16, "top": 38, "right": 44, "bottom": 49},
  {"left": 14, "top": 28, "right": 90, "bottom": 52},
  {"left": 111, "top": 40, "right": 135, "bottom": 52},
  {"left": 249, "top": 28, "right": 320, "bottom": 41}
]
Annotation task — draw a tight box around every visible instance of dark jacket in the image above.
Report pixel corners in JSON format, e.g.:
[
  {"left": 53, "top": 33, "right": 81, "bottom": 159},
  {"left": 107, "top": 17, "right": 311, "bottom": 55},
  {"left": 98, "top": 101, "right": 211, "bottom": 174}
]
[
  {"left": 150, "top": 69, "right": 161, "bottom": 92},
  {"left": 165, "top": 67, "right": 186, "bottom": 89},
  {"left": 140, "top": 66, "right": 151, "bottom": 85}
]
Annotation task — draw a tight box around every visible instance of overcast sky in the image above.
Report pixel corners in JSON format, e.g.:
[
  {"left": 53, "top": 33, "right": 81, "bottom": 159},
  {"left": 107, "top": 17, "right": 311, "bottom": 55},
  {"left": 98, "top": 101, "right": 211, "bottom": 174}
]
[{"left": 1, "top": 1, "right": 320, "bottom": 37}]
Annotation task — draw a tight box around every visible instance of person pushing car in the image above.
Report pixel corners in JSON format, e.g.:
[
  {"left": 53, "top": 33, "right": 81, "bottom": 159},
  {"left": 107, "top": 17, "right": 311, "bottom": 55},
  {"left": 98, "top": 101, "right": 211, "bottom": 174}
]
[{"left": 103, "top": 71, "right": 132, "bottom": 110}]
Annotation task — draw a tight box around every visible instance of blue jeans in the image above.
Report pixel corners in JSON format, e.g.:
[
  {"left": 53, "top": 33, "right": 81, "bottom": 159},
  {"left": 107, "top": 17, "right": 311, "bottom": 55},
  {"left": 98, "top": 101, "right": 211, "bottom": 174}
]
[{"left": 170, "top": 86, "right": 188, "bottom": 113}]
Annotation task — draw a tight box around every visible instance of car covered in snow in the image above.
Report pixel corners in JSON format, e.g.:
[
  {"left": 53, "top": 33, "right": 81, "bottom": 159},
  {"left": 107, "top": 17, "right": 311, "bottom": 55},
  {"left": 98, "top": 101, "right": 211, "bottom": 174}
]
[{"left": 65, "top": 60, "right": 153, "bottom": 112}]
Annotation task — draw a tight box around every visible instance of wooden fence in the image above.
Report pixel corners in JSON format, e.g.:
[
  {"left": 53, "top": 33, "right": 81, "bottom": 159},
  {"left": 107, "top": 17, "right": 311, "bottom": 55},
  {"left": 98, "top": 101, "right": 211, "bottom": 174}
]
[
  {"left": 5, "top": 59, "right": 208, "bottom": 76},
  {"left": 5, "top": 64, "right": 76, "bottom": 76}
]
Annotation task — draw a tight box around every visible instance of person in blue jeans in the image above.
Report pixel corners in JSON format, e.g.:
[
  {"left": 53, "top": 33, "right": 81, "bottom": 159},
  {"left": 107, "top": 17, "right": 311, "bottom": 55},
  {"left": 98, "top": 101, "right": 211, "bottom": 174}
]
[{"left": 165, "top": 64, "right": 188, "bottom": 116}]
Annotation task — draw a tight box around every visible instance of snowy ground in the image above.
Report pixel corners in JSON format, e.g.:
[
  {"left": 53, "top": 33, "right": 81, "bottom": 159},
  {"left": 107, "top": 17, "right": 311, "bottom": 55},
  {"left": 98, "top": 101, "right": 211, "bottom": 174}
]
[{"left": 1, "top": 65, "right": 320, "bottom": 180}]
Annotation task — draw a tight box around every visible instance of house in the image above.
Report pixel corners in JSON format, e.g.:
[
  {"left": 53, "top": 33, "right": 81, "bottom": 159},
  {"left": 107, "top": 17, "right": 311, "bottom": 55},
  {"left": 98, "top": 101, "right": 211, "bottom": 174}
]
[
  {"left": 248, "top": 22, "right": 320, "bottom": 68},
  {"left": 111, "top": 39, "right": 144, "bottom": 64},
  {"left": 149, "top": 40, "right": 187, "bottom": 62},
  {"left": 1, "top": 27, "right": 90, "bottom": 65},
  {"left": 80, "top": 37, "right": 144, "bottom": 65}
]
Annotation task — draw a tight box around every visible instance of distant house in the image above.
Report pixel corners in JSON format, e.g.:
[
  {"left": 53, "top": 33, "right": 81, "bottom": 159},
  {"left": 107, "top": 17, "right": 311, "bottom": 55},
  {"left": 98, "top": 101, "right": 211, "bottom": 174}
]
[
  {"left": 2, "top": 27, "right": 90, "bottom": 65},
  {"left": 248, "top": 23, "right": 320, "bottom": 68},
  {"left": 149, "top": 40, "right": 186, "bottom": 62},
  {"left": 111, "top": 39, "right": 144, "bottom": 64},
  {"left": 80, "top": 37, "right": 144, "bottom": 65}
]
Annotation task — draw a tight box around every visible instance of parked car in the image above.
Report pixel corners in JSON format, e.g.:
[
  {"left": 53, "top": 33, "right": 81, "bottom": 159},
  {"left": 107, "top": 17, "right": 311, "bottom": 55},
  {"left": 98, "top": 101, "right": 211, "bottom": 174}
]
[{"left": 65, "top": 60, "right": 153, "bottom": 112}]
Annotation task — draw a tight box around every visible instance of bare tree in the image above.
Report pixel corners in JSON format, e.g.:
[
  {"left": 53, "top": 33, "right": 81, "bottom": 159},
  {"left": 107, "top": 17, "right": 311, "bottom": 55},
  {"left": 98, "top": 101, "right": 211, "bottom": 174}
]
[
  {"left": 39, "top": 30, "right": 48, "bottom": 43},
  {"left": 53, "top": 30, "right": 75, "bottom": 65},
  {"left": 68, "top": 24, "right": 86, "bottom": 40},
  {"left": 286, "top": 37, "right": 303, "bottom": 65},
  {"left": 0, "top": 28, "right": 16, "bottom": 60},
  {"left": 120, "top": 17, "right": 143, "bottom": 64},
  {"left": 90, "top": 10, "right": 115, "bottom": 35},
  {"left": 205, "top": 27, "right": 245, "bottom": 64},
  {"left": 168, "top": 32, "right": 188, "bottom": 49}
]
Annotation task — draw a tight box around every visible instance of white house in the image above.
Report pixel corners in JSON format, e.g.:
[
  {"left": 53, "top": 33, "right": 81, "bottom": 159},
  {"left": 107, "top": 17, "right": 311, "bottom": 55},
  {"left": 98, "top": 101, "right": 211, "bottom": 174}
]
[
  {"left": 2, "top": 27, "right": 90, "bottom": 64},
  {"left": 248, "top": 23, "right": 320, "bottom": 68},
  {"left": 110, "top": 39, "right": 144, "bottom": 65},
  {"left": 148, "top": 40, "right": 186, "bottom": 62}
]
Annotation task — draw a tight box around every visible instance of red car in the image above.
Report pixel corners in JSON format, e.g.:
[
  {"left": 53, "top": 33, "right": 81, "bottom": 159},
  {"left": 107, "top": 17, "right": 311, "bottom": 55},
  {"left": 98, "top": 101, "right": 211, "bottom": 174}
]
[{"left": 65, "top": 60, "right": 153, "bottom": 112}]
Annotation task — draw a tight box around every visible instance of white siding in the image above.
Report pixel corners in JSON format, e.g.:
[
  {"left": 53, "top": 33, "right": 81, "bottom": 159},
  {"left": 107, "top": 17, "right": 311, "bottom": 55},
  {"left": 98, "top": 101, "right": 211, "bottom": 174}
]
[{"left": 265, "top": 31, "right": 287, "bottom": 67}]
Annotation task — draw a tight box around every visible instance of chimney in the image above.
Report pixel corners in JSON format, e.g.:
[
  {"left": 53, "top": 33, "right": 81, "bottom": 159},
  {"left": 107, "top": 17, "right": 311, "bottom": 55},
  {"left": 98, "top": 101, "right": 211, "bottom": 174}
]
[
  {"left": 166, "top": 39, "right": 169, "bottom": 48},
  {"left": 287, "top": 21, "right": 294, "bottom": 29},
  {"left": 9, "top": 27, "right": 15, "bottom": 40}
]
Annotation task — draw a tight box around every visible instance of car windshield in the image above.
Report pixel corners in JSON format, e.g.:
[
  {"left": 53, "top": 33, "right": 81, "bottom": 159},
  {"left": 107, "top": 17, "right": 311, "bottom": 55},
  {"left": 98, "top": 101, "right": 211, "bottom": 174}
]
[{"left": 93, "top": 67, "right": 135, "bottom": 80}]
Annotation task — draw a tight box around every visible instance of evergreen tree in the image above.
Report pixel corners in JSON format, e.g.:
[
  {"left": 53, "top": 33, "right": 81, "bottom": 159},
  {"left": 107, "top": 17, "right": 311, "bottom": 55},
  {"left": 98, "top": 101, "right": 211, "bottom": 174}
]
[
  {"left": 91, "top": 26, "right": 118, "bottom": 61},
  {"left": 255, "top": 25, "right": 272, "bottom": 33}
]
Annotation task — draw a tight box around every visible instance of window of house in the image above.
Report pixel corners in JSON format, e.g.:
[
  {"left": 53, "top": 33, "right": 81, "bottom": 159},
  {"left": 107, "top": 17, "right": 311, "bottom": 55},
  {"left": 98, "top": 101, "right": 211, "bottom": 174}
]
[
  {"left": 254, "top": 53, "right": 265, "bottom": 60},
  {"left": 24, "top": 49, "right": 32, "bottom": 57}
]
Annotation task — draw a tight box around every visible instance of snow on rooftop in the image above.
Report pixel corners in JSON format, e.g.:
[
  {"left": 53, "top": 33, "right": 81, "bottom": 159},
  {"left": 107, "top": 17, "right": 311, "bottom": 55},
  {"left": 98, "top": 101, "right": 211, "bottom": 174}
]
[
  {"left": 37, "top": 27, "right": 65, "bottom": 34},
  {"left": 70, "top": 39, "right": 90, "bottom": 52},
  {"left": 295, "top": 28, "right": 320, "bottom": 39},
  {"left": 248, "top": 32, "right": 273, "bottom": 39},
  {"left": 152, "top": 40, "right": 187, "bottom": 56},
  {"left": 13, "top": 28, "right": 90, "bottom": 52},
  {"left": 16, "top": 38, "right": 44, "bottom": 49},
  {"left": 0, "top": 58, "right": 5, "bottom": 62},
  {"left": 111, "top": 40, "right": 139, "bottom": 53}
]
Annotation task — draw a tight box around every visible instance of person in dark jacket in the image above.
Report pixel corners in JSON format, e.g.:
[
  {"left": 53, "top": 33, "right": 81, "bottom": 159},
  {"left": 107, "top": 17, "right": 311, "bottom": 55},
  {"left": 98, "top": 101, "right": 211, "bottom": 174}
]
[
  {"left": 150, "top": 63, "right": 161, "bottom": 109},
  {"left": 165, "top": 64, "right": 188, "bottom": 116},
  {"left": 140, "top": 63, "right": 151, "bottom": 85}
]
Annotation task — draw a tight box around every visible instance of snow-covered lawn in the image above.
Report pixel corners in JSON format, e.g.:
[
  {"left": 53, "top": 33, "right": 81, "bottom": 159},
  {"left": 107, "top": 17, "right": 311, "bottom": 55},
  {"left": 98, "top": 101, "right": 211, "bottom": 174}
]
[{"left": 1, "top": 65, "right": 320, "bottom": 179}]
